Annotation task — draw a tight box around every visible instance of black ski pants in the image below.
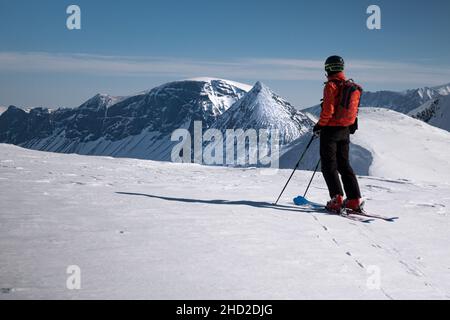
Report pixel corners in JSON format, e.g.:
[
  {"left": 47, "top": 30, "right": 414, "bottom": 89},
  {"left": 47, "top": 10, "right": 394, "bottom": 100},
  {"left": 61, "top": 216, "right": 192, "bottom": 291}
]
[{"left": 320, "top": 126, "right": 361, "bottom": 199}]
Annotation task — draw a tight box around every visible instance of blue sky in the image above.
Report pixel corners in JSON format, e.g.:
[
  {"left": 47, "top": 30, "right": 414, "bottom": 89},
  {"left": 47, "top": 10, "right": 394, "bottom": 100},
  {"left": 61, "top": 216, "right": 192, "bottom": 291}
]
[{"left": 1, "top": 0, "right": 450, "bottom": 109}]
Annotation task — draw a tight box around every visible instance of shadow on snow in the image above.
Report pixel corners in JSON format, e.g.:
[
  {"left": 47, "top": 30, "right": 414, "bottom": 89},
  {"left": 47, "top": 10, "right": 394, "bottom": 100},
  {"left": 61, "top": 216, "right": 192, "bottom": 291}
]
[{"left": 115, "top": 192, "right": 322, "bottom": 214}]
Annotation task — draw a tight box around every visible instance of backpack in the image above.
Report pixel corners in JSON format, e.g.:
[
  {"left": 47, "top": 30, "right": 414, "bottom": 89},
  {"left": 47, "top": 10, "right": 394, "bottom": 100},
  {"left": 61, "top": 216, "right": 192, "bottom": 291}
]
[{"left": 328, "top": 79, "right": 363, "bottom": 133}]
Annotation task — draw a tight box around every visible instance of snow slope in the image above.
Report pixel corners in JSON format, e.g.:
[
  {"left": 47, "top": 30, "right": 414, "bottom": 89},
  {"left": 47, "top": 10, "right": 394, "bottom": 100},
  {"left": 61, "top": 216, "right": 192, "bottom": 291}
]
[
  {"left": 280, "top": 108, "right": 450, "bottom": 183},
  {"left": 0, "top": 143, "right": 449, "bottom": 299},
  {"left": 0, "top": 106, "right": 6, "bottom": 115},
  {"left": 409, "top": 95, "right": 450, "bottom": 132},
  {"left": 187, "top": 77, "right": 253, "bottom": 93},
  {"left": 350, "top": 108, "right": 450, "bottom": 182}
]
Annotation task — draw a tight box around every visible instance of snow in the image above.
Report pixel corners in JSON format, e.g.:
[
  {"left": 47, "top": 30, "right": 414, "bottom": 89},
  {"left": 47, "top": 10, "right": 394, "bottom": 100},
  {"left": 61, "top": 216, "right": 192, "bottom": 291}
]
[
  {"left": 0, "top": 106, "right": 7, "bottom": 115},
  {"left": 78, "top": 93, "right": 129, "bottom": 110},
  {"left": 213, "top": 81, "right": 314, "bottom": 145},
  {"left": 351, "top": 108, "right": 450, "bottom": 182},
  {"left": 96, "top": 94, "right": 128, "bottom": 108},
  {"left": 351, "top": 82, "right": 450, "bottom": 115},
  {"left": 21, "top": 128, "right": 176, "bottom": 161},
  {"left": 432, "top": 83, "right": 450, "bottom": 96},
  {"left": 303, "top": 82, "right": 450, "bottom": 126},
  {"left": 0, "top": 143, "right": 449, "bottom": 299},
  {"left": 187, "top": 77, "right": 253, "bottom": 92},
  {"left": 281, "top": 108, "right": 450, "bottom": 183}
]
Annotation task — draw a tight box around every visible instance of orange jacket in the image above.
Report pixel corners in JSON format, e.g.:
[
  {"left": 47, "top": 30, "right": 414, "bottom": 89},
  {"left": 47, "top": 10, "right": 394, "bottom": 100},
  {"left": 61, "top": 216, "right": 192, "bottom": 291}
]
[{"left": 318, "top": 72, "right": 357, "bottom": 127}]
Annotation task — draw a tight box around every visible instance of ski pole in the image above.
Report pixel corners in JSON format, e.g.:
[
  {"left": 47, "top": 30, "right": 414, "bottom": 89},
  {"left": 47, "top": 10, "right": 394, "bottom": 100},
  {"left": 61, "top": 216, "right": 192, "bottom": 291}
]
[
  {"left": 303, "top": 159, "right": 321, "bottom": 198},
  {"left": 274, "top": 135, "right": 316, "bottom": 205}
]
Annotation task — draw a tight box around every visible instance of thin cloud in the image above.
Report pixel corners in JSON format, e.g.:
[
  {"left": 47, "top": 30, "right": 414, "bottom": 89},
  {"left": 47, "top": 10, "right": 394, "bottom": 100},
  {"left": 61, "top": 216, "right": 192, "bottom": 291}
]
[{"left": 0, "top": 51, "right": 449, "bottom": 86}]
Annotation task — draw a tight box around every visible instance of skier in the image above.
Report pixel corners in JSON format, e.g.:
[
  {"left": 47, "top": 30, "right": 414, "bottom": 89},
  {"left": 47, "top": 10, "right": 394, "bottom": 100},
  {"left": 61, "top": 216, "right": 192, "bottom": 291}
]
[{"left": 313, "top": 55, "right": 362, "bottom": 213}]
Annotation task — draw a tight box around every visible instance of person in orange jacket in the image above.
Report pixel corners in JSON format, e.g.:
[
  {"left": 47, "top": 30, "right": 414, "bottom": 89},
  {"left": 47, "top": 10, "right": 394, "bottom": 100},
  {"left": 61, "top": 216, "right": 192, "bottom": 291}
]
[{"left": 313, "top": 56, "right": 362, "bottom": 213}]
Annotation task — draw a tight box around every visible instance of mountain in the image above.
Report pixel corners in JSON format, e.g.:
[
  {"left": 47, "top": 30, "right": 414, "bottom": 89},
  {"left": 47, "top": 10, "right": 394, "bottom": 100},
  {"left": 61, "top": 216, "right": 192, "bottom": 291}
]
[
  {"left": 0, "top": 106, "right": 53, "bottom": 145},
  {"left": 213, "top": 82, "right": 314, "bottom": 144},
  {"left": 408, "top": 94, "right": 450, "bottom": 131},
  {"left": 0, "top": 79, "right": 315, "bottom": 166},
  {"left": 207, "top": 82, "right": 314, "bottom": 167},
  {"left": 0, "top": 78, "right": 249, "bottom": 161},
  {"left": 281, "top": 108, "right": 450, "bottom": 182},
  {"left": 0, "top": 106, "right": 7, "bottom": 115},
  {"left": 360, "top": 83, "right": 450, "bottom": 113},
  {"left": 77, "top": 93, "right": 129, "bottom": 110},
  {"left": 3, "top": 79, "right": 450, "bottom": 175},
  {"left": 303, "top": 82, "right": 450, "bottom": 117},
  {"left": 187, "top": 77, "right": 253, "bottom": 92}
]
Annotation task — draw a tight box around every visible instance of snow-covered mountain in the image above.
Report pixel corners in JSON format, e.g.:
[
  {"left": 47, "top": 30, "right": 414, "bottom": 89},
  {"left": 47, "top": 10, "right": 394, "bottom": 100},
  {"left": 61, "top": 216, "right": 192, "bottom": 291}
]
[
  {"left": 303, "top": 82, "right": 450, "bottom": 118},
  {"left": 204, "top": 81, "right": 314, "bottom": 167},
  {"left": 0, "top": 78, "right": 250, "bottom": 161},
  {"left": 0, "top": 79, "right": 316, "bottom": 166},
  {"left": 212, "top": 81, "right": 314, "bottom": 145},
  {"left": 408, "top": 94, "right": 450, "bottom": 132},
  {"left": 0, "top": 106, "right": 6, "bottom": 115},
  {"left": 2, "top": 79, "right": 450, "bottom": 175},
  {"left": 360, "top": 83, "right": 450, "bottom": 113},
  {"left": 281, "top": 108, "right": 450, "bottom": 183}
]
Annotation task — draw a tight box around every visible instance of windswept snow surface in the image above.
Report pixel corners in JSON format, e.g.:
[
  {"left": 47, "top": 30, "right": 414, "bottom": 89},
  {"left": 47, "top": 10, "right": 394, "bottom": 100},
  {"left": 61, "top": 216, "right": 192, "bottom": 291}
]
[
  {"left": 0, "top": 106, "right": 6, "bottom": 115},
  {"left": 0, "top": 144, "right": 449, "bottom": 299},
  {"left": 351, "top": 108, "right": 450, "bottom": 182}
]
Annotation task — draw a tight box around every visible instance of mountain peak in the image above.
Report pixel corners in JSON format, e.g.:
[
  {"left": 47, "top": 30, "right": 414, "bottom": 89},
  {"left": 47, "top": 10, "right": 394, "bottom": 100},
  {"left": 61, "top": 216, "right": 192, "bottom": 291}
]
[
  {"left": 254, "top": 81, "right": 263, "bottom": 88},
  {"left": 212, "top": 82, "right": 314, "bottom": 145},
  {"left": 251, "top": 81, "right": 269, "bottom": 93},
  {"left": 78, "top": 93, "right": 126, "bottom": 110}
]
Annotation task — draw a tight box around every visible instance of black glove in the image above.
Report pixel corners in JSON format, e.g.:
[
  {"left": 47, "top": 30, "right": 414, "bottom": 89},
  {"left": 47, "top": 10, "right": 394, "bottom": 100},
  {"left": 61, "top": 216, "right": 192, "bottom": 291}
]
[{"left": 313, "top": 124, "right": 322, "bottom": 136}]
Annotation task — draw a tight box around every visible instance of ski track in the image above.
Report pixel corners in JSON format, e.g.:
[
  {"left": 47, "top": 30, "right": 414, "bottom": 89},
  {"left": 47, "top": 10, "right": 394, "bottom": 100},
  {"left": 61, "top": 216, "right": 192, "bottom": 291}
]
[
  {"left": 354, "top": 223, "right": 445, "bottom": 299},
  {"left": 0, "top": 144, "right": 449, "bottom": 299},
  {"left": 307, "top": 213, "right": 394, "bottom": 299}
]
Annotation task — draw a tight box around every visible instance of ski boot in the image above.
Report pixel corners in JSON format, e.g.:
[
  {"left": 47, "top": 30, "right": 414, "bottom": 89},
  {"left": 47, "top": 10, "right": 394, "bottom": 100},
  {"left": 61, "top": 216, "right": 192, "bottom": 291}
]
[
  {"left": 344, "top": 198, "right": 364, "bottom": 213},
  {"left": 325, "top": 195, "right": 344, "bottom": 214}
]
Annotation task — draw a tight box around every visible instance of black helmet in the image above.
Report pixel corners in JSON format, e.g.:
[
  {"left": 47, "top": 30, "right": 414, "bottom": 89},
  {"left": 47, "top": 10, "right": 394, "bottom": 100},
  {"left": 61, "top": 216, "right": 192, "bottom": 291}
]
[{"left": 325, "top": 55, "right": 344, "bottom": 73}]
